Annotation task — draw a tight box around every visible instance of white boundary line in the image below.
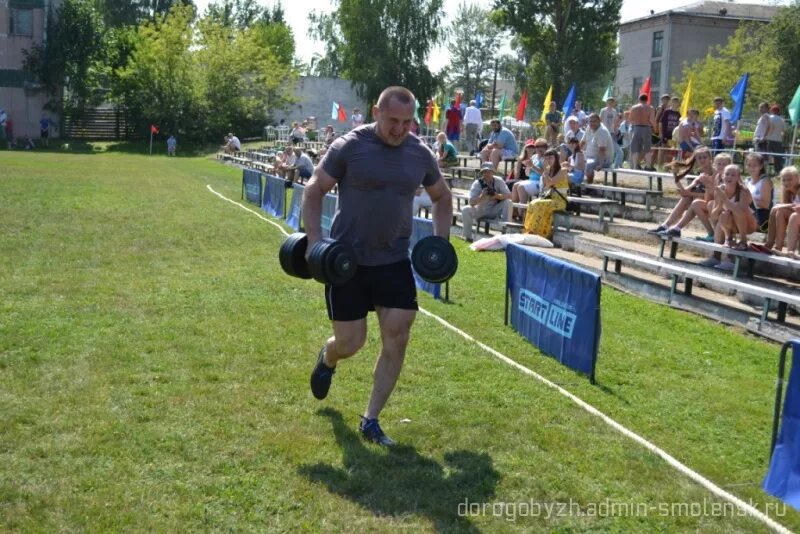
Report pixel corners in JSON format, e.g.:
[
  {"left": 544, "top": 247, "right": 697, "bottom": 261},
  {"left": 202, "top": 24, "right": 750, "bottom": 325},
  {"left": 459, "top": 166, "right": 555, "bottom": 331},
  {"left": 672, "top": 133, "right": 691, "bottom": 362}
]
[{"left": 206, "top": 184, "right": 791, "bottom": 533}]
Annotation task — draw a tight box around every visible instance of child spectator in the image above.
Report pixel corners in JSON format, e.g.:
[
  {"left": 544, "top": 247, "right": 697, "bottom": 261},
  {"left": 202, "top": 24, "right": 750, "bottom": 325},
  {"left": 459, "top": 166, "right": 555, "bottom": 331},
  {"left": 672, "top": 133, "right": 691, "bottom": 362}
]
[{"left": 765, "top": 166, "right": 800, "bottom": 254}]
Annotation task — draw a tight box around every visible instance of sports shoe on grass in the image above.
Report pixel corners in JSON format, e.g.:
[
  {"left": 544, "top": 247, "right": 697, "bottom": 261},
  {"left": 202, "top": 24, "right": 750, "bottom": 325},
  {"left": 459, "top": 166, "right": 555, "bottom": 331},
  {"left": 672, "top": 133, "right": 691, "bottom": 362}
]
[
  {"left": 359, "top": 417, "right": 395, "bottom": 446},
  {"left": 647, "top": 225, "right": 667, "bottom": 235},
  {"left": 310, "top": 346, "right": 335, "bottom": 400},
  {"left": 714, "top": 260, "right": 735, "bottom": 271}
]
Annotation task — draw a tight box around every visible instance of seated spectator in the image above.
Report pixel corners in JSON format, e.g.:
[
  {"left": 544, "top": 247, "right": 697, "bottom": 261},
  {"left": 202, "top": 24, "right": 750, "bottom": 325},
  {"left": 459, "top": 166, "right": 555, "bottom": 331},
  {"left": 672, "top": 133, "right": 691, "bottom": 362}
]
[
  {"left": 744, "top": 152, "right": 773, "bottom": 232},
  {"left": 294, "top": 148, "right": 315, "bottom": 183},
  {"left": 648, "top": 146, "right": 714, "bottom": 236},
  {"left": 275, "top": 146, "right": 297, "bottom": 178},
  {"left": 782, "top": 205, "right": 800, "bottom": 258},
  {"left": 715, "top": 164, "right": 758, "bottom": 252},
  {"left": 510, "top": 139, "right": 547, "bottom": 211},
  {"left": 479, "top": 119, "right": 518, "bottom": 170},
  {"left": 322, "top": 125, "right": 337, "bottom": 147},
  {"left": 582, "top": 113, "right": 613, "bottom": 184},
  {"left": 522, "top": 148, "right": 569, "bottom": 238},
  {"left": 435, "top": 132, "right": 459, "bottom": 168},
  {"left": 225, "top": 133, "right": 241, "bottom": 154},
  {"left": 167, "top": 135, "right": 177, "bottom": 156},
  {"left": 661, "top": 151, "right": 731, "bottom": 242},
  {"left": 510, "top": 140, "right": 537, "bottom": 188},
  {"left": 765, "top": 166, "right": 800, "bottom": 253},
  {"left": 289, "top": 122, "right": 305, "bottom": 144},
  {"left": 461, "top": 162, "right": 512, "bottom": 242},
  {"left": 567, "top": 138, "right": 586, "bottom": 186}
]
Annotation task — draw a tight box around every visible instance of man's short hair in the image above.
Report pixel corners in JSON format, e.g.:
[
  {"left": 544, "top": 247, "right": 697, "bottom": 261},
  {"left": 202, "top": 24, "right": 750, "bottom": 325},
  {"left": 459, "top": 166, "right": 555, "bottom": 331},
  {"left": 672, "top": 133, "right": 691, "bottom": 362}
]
[
  {"left": 638, "top": 94, "right": 648, "bottom": 102},
  {"left": 689, "top": 108, "right": 699, "bottom": 115},
  {"left": 588, "top": 113, "right": 601, "bottom": 121},
  {"left": 377, "top": 86, "right": 415, "bottom": 110},
  {"left": 606, "top": 97, "right": 615, "bottom": 102},
  {"left": 490, "top": 119, "right": 501, "bottom": 125},
  {"left": 469, "top": 100, "right": 476, "bottom": 106}
]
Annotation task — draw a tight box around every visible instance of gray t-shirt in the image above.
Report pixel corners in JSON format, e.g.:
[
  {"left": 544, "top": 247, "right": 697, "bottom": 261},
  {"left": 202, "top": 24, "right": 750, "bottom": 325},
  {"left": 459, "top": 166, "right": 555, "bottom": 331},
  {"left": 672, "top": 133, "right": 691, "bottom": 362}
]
[
  {"left": 469, "top": 175, "right": 511, "bottom": 207},
  {"left": 321, "top": 124, "right": 442, "bottom": 266}
]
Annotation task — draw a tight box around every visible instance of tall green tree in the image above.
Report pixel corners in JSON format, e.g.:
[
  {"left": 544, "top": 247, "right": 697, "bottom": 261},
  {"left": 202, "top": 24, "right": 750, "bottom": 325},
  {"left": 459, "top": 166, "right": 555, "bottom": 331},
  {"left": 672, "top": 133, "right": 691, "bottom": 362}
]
[
  {"left": 445, "top": 3, "right": 504, "bottom": 101},
  {"left": 491, "top": 0, "right": 622, "bottom": 108},
  {"left": 23, "top": 0, "right": 106, "bottom": 115},
  {"left": 309, "top": 0, "right": 445, "bottom": 112},
  {"left": 95, "top": 0, "right": 195, "bottom": 28},
  {"left": 768, "top": 1, "right": 800, "bottom": 109},
  {"left": 671, "top": 23, "right": 778, "bottom": 122}
]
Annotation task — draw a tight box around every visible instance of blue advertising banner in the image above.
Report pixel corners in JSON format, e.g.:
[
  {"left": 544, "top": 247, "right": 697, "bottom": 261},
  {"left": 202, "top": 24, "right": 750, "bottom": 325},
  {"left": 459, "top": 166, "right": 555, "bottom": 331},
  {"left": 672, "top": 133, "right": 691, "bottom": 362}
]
[
  {"left": 242, "top": 169, "right": 263, "bottom": 205},
  {"left": 286, "top": 183, "right": 305, "bottom": 231},
  {"left": 321, "top": 193, "right": 338, "bottom": 238},
  {"left": 505, "top": 243, "right": 601, "bottom": 380},
  {"left": 764, "top": 341, "right": 800, "bottom": 510},
  {"left": 409, "top": 217, "right": 442, "bottom": 299},
  {"left": 262, "top": 174, "right": 286, "bottom": 218}
]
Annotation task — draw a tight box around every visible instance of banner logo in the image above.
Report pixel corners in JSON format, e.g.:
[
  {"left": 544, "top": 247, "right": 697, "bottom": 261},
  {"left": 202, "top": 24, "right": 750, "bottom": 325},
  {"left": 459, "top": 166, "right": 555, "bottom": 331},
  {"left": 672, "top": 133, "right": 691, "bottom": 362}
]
[{"left": 518, "top": 288, "right": 576, "bottom": 339}]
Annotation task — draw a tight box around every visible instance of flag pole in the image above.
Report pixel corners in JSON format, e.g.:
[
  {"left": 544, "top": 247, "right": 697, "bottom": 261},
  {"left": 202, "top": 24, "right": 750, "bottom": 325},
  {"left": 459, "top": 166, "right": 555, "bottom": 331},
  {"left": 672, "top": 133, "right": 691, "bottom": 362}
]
[
  {"left": 149, "top": 130, "right": 153, "bottom": 156},
  {"left": 791, "top": 124, "right": 797, "bottom": 156}
]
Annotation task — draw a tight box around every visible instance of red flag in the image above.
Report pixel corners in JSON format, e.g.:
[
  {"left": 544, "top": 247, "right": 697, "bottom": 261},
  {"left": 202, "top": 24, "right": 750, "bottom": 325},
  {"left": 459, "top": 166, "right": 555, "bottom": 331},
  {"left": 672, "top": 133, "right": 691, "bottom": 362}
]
[
  {"left": 455, "top": 91, "right": 462, "bottom": 108},
  {"left": 337, "top": 103, "right": 347, "bottom": 122},
  {"left": 640, "top": 77, "right": 652, "bottom": 105},
  {"left": 424, "top": 99, "right": 433, "bottom": 125},
  {"left": 516, "top": 90, "right": 528, "bottom": 121},
  {"left": 150, "top": 124, "right": 158, "bottom": 134}
]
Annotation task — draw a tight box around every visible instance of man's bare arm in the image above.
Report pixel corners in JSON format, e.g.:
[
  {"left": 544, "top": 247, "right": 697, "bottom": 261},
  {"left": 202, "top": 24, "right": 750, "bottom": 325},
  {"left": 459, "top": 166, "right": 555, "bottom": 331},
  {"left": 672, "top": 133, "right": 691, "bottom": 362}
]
[
  {"left": 425, "top": 178, "right": 453, "bottom": 239},
  {"left": 302, "top": 167, "right": 338, "bottom": 256}
]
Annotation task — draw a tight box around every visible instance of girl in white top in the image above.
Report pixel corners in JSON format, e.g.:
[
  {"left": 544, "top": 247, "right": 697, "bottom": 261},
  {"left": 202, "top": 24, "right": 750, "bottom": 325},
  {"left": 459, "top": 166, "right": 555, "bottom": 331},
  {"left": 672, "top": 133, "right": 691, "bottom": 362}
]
[
  {"left": 765, "top": 166, "right": 800, "bottom": 253},
  {"left": 713, "top": 164, "right": 758, "bottom": 250},
  {"left": 744, "top": 152, "right": 773, "bottom": 231}
]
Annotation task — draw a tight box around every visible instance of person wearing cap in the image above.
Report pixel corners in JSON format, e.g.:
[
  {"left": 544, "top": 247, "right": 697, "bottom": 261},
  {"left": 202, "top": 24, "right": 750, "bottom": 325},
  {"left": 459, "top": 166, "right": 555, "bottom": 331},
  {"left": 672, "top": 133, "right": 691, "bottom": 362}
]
[
  {"left": 461, "top": 162, "right": 512, "bottom": 242},
  {"left": 463, "top": 100, "right": 483, "bottom": 155},
  {"left": 710, "top": 97, "right": 732, "bottom": 153},
  {"left": 767, "top": 105, "right": 787, "bottom": 173},
  {"left": 479, "top": 119, "right": 519, "bottom": 170}
]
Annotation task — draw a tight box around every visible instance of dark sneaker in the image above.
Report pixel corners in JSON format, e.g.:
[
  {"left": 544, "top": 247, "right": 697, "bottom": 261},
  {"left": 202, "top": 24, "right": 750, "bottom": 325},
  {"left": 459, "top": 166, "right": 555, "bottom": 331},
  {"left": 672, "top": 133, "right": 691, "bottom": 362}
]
[
  {"left": 643, "top": 166, "right": 657, "bottom": 172},
  {"left": 647, "top": 225, "right": 667, "bottom": 235},
  {"left": 359, "top": 417, "right": 395, "bottom": 446},
  {"left": 665, "top": 227, "right": 681, "bottom": 238},
  {"left": 310, "top": 346, "right": 335, "bottom": 400}
]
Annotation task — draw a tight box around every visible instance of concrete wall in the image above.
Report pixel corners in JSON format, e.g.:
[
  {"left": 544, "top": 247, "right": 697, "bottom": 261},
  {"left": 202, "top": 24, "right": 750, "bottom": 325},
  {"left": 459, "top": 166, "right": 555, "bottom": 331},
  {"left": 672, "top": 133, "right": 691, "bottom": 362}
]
[
  {"left": 272, "top": 76, "right": 368, "bottom": 135},
  {"left": 667, "top": 15, "right": 744, "bottom": 90}
]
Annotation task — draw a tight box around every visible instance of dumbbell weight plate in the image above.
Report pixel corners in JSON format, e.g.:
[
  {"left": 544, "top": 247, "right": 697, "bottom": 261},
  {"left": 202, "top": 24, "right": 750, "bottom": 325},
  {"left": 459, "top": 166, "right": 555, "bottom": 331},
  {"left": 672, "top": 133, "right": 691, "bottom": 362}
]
[
  {"left": 411, "top": 236, "right": 458, "bottom": 284},
  {"left": 307, "top": 238, "right": 357, "bottom": 286},
  {"left": 279, "top": 233, "right": 312, "bottom": 279}
]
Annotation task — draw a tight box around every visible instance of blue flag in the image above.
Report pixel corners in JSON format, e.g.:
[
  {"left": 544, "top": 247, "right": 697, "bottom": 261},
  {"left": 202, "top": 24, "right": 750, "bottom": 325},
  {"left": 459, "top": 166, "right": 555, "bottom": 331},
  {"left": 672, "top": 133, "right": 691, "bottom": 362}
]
[
  {"left": 562, "top": 84, "right": 576, "bottom": 118},
  {"left": 475, "top": 91, "right": 484, "bottom": 108},
  {"left": 729, "top": 73, "right": 749, "bottom": 123}
]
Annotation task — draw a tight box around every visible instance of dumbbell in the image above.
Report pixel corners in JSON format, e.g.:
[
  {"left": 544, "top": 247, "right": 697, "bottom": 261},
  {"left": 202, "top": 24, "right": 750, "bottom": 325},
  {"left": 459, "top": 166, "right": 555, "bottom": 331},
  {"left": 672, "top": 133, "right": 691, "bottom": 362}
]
[
  {"left": 411, "top": 236, "right": 458, "bottom": 284},
  {"left": 279, "top": 233, "right": 357, "bottom": 286}
]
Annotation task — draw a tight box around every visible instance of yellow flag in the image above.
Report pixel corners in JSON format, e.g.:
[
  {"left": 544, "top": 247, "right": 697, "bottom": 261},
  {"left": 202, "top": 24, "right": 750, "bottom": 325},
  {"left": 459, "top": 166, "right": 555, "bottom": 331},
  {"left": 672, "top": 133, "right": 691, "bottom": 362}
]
[
  {"left": 539, "top": 85, "right": 553, "bottom": 125},
  {"left": 680, "top": 77, "right": 692, "bottom": 120},
  {"left": 432, "top": 99, "right": 440, "bottom": 125}
]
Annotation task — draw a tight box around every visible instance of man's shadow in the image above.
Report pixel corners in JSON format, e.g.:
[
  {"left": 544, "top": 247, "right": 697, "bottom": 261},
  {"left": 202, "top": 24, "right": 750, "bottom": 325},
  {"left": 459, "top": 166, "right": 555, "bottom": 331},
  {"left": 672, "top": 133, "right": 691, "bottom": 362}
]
[{"left": 298, "top": 408, "right": 500, "bottom": 532}]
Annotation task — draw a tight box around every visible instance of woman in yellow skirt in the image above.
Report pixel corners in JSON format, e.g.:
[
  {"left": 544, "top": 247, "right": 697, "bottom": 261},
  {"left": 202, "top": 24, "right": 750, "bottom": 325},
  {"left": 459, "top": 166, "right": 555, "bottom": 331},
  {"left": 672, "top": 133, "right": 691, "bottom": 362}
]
[{"left": 524, "top": 148, "right": 570, "bottom": 237}]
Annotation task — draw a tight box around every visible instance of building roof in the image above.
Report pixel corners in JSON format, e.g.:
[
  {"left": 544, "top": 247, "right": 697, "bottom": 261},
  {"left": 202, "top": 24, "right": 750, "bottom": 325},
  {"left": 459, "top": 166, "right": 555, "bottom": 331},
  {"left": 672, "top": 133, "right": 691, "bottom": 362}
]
[{"left": 622, "top": 1, "right": 778, "bottom": 27}]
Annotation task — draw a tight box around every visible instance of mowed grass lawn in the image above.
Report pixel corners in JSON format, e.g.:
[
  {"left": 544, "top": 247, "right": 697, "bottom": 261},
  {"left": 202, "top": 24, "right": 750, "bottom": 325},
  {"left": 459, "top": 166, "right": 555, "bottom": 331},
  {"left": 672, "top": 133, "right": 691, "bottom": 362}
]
[{"left": 1, "top": 149, "right": 796, "bottom": 531}]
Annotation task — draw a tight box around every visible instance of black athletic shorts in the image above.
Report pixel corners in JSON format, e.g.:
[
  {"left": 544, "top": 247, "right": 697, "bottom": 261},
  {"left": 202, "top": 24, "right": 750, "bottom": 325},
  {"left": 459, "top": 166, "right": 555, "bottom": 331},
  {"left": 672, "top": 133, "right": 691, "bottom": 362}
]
[{"left": 325, "top": 259, "right": 418, "bottom": 321}]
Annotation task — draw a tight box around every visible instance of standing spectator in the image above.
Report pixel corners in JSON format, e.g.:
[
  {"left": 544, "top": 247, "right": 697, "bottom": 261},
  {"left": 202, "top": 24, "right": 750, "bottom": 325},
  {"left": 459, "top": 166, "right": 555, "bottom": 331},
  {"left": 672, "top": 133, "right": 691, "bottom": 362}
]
[
  {"left": 629, "top": 94, "right": 656, "bottom": 170},
  {"left": 6, "top": 116, "right": 14, "bottom": 148},
  {"left": 463, "top": 100, "right": 483, "bottom": 156},
  {"left": 0, "top": 108, "right": 7, "bottom": 148},
  {"left": 479, "top": 119, "right": 518, "bottom": 170},
  {"left": 167, "top": 134, "right": 177, "bottom": 156},
  {"left": 444, "top": 99, "right": 461, "bottom": 143},
  {"left": 290, "top": 122, "right": 306, "bottom": 144},
  {"left": 461, "top": 162, "right": 512, "bottom": 242},
  {"left": 599, "top": 97, "right": 618, "bottom": 132},
  {"left": 351, "top": 108, "right": 364, "bottom": 129},
  {"left": 767, "top": 105, "right": 787, "bottom": 173},
  {"left": 710, "top": 96, "right": 732, "bottom": 153},
  {"left": 753, "top": 102, "right": 771, "bottom": 154},
  {"left": 583, "top": 113, "right": 613, "bottom": 183},
  {"left": 544, "top": 101, "right": 561, "bottom": 147},
  {"left": 39, "top": 115, "right": 52, "bottom": 148},
  {"left": 657, "top": 96, "right": 681, "bottom": 166},
  {"left": 572, "top": 100, "right": 587, "bottom": 128}
]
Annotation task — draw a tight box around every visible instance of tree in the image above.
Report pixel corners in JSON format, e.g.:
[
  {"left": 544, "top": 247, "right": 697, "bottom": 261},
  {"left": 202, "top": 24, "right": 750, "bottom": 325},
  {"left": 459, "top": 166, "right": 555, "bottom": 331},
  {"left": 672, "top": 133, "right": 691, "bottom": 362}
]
[
  {"left": 768, "top": 1, "right": 800, "bottom": 108},
  {"left": 23, "top": 0, "right": 106, "bottom": 115},
  {"left": 309, "top": 0, "right": 445, "bottom": 113},
  {"left": 445, "top": 3, "right": 504, "bottom": 101},
  {"left": 491, "top": 0, "right": 622, "bottom": 109},
  {"left": 95, "top": 0, "right": 195, "bottom": 28},
  {"left": 671, "top": 23, "right": 779, "bottom": 122},
  {"left": 204, "top": 0, "right": 266, "bottom": 29}
]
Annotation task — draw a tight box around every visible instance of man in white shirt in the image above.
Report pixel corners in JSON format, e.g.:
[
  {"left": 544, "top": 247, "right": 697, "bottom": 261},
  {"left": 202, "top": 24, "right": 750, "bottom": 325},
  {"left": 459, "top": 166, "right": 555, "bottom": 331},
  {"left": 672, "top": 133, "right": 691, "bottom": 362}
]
[
  {"left": 599, "top": 97, "right": 618, "bottom": 131},
  {"left": 463, "top": 100, "right": 483, "bottom": 156},
  {"left": 582, "top": 113, "right": 613, "bottom": 183},
  {"left": 753, "top": 102, "right": 771, "bottom": 154},
  {"left": 225, "top": 133, "right": 241, "bottom": 153},
  {"left": 767, "top": 104, "right": 787, "bottom": 172}
]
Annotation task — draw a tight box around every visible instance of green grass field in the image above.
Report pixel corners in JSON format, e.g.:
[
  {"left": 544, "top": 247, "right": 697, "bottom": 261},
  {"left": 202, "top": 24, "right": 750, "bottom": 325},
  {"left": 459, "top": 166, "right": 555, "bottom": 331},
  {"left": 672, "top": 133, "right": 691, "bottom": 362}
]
[{"left": 1, "top": 148, "right": 797, "bottom": 531}]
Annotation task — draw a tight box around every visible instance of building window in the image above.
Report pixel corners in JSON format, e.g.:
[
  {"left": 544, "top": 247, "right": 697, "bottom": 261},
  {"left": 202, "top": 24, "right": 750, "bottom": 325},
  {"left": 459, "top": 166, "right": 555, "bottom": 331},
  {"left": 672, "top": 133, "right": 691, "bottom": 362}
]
[
  {"left": 652, "top": 31, "right": 663, "bottom": 58},
  {"left": 650, "top": 61, "right": 662, "bottom": 87},
  {"left": 632, "top": 77, "right": 643, "bottom": 98},
  {"left": 10, "top": 9, "right": 34, "bottom": 36}
]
